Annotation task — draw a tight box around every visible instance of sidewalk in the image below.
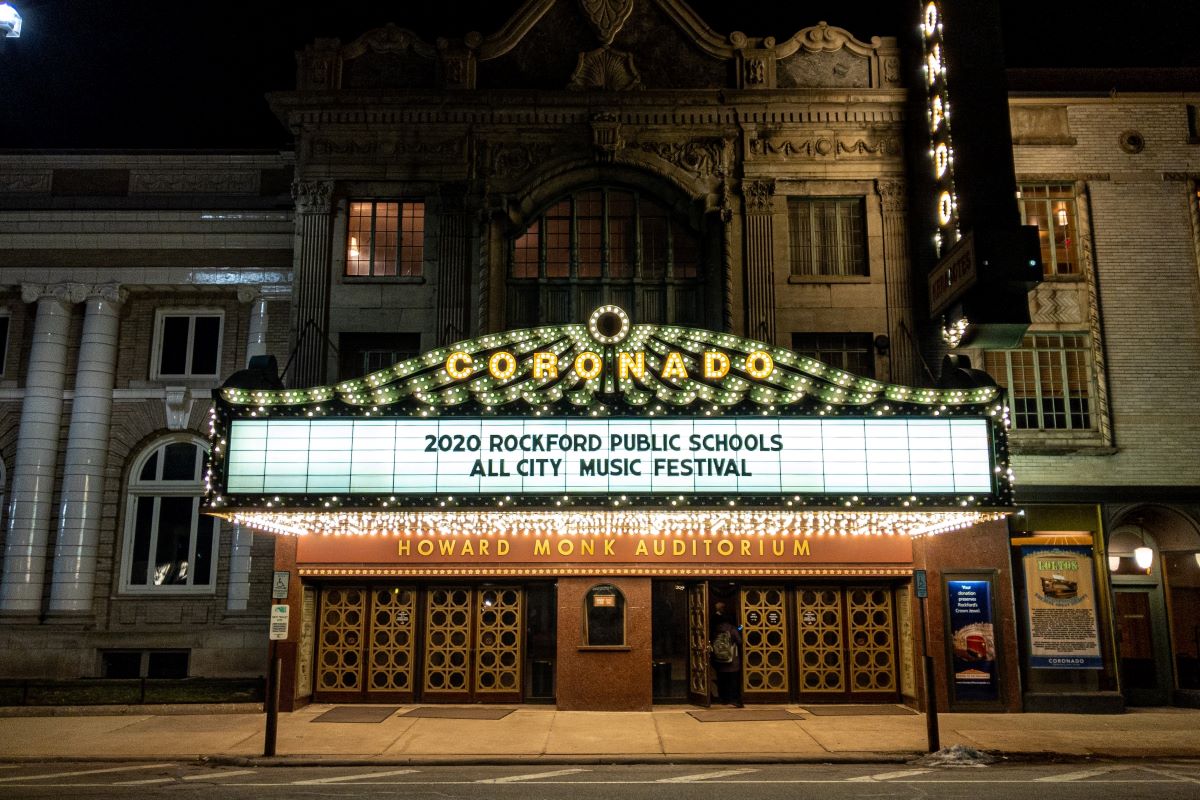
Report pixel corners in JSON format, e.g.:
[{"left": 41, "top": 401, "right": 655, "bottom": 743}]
[{"left": 0, "top": 704, "right": 1197, "bottom": 764}]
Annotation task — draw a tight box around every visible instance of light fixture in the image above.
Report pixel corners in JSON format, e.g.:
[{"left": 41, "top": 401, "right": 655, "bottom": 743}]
[
  {"left": 1134, "top": 545, "right": 1154, "bottom": 570},
  {"left": 0, "top": 3, "right": 21, "bottom": 40},
  {"left": 1108, "top": 555, "right": 1120, "bottom": 572},
  {"left": 1194, "top": 553, "right": 1200, "bottom": 569},
  {"left": 1056, "top": 206, "right": 1069, "bottom": 227}
]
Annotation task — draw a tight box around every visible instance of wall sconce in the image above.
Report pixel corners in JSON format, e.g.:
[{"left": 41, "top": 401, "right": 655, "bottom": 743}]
[
  {"left": 1108, "top": 555, "right": 1120, "bottom": 572},
  {"left": 1134, "top": 545, "right": 1154, "bottom": 570}
]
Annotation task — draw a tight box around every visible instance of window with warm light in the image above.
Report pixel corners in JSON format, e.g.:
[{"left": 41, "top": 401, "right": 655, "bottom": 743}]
[
  {"left": 121, "top": 436, "right": 217, "bottom": 594},
  {"left": 788, "top": 198, "right": 867, "bottom": 277},
  {"left": 791, "top": 332, "right": 875, "bottom": 378},
  {"left": 1017, "top": 184, "right": 1080, "bottom": 277},
  {"left": 985, "top": 333, "right": 1095, "bottom": 431},
  {"left": 507, "top": 187, "right": 703, "bottom": 327},
  {"left": 346, "top": 200, "right": 425, "bottom": 278}
]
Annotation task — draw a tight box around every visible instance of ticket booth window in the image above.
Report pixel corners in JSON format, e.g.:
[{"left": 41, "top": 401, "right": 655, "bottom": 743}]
[{"left": 584, "top": 584, "right": 625, "bottom": 646}]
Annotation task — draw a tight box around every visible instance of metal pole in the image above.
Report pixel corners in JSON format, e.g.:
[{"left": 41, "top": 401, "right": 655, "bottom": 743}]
[
  {"left": 919, "top": 595, "right": 940, "bottom": 752},
  {"left": 263, "top": 640, "right": 279, "bottom": 757}
]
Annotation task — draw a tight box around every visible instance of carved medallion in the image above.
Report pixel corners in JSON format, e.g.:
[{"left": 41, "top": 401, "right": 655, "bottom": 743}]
[
  {"left": 568, "top": 47, "right": 642, "bottom": 91},
  {"left": 579, "top": 0, "right": 635, "bottom": 46}
]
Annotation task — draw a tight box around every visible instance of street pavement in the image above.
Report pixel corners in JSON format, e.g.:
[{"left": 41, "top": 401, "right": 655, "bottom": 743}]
[
  {"left": 0, "top": 704, "right": 1198, "bottom": 764},
  {"left": 0, "top": 761, "right": 1198, "bottom": 798}
]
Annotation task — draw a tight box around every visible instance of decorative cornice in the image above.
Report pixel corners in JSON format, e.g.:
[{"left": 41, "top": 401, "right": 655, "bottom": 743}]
[
  {"left": 634, "top": 137, "right": 727, "bottom": 177},
  {"left": 309, "top": 136, "right": 464, "bottom": 161},
  {"left": 291, "top": 180, "right": 333, "bottom": 215},
  {"left": 0, "top": 172, "right": 52, "bottom": 193},
  {"left": 749, "top": 134, "right": 899, "bottom": 160},
  {"left": 129, "top": 171, "right": 259, "bottom": 195},
  {"left": 341, "top": 24, "right": 436, "bottom": 61},
  {"left": 777, "top": 21, "right": 882, "bottom": 60}
]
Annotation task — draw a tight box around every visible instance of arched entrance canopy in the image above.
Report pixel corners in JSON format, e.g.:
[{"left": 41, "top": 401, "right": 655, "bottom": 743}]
[{"left": 206, "top": 307, "right": 1012, "bottom": 538}]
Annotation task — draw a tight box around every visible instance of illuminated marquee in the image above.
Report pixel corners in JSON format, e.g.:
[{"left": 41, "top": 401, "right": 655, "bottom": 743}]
[
  {"left": 206, "top": 307, "right": 1013, "bottom": 518},
  {"left": 920, "top": 1, "right": 961, "bottom": 257}
]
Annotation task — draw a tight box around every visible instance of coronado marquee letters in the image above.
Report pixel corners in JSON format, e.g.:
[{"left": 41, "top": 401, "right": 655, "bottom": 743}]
[{"left": 445, "top": 348, "right": 774, "bottom": 382}]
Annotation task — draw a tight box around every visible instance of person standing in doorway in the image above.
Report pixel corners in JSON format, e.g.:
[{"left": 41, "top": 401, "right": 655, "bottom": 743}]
[{"left": 710, "top": 601, "right": 743, "bottom": 707}]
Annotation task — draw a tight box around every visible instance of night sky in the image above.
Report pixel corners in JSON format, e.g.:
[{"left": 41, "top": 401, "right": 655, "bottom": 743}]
[{"left": 0, "top": 0, "right": 1196, "bottom": 149}]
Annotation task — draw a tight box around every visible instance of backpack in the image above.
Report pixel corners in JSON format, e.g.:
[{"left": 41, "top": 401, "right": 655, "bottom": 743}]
[{"left": 711, "top": 630, "right": 738, "bottom": 664}]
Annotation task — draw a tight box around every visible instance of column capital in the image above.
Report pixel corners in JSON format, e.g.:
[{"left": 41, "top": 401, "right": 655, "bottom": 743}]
[
  {"left": 742, "top": 179, "right": 776, "bottom": 215},
  {"left": 291, "top": 180, "right": 333, "bottom": 214},
  {"left": 875, "top": 179, "right": 907, "bottom": 214},
  {"left": 237, "top": 286, "right": 263, "bottom": 304},
  {"left": 22, "top": 282, "right": 85, "bottom": 305},
  {"left": 86, "top": 283, "right": 127, "bottom": 306}
]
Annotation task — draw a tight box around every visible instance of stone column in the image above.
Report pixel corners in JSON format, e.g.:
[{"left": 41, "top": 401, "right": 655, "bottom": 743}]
[
  {"left": 226, "top": 288, "right": 269, "bottom": 612},
  {"left": 742, "top": 180, "right": 777, "bottom": 343},
  {"left": 48, "top": 285, "right": 125, "bottom": 614},
  {"left": 1, "top": 284, "right": 80, "bottom": 613},
  {"left": 290, "top": 180, "right": 333, "bottom": 388},
  {"left": 877, "top": 180, "right": 919, "bottom": 385}
]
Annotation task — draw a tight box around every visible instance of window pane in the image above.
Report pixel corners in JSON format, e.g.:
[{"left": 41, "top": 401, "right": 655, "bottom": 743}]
[
  {"left": 158, "top": 317, "right": 190, "bottom": 375},
  {"left": 399, "top": 201, "right": 424, "bottom": 277},
  {"left": 347, "top": 201, "right": 373, "bottom": 277},
  {"left": 789, "top": 198, "right": 866, "bottom": 277},
  {"left": 0, "top": 315, "right": 9, "bottom": 375},
  {"left": 374, "top": 202, "right": 399, "bottom": 277},
  {"left": 792, "top": 332, "right": 875, "bottom": 378},
  {"left": 641, "top": 200, "right": 668, "bottom": 280},
  {"left": 139, "top": 452, "right": 159, "bottom": 482},
  {"left": 193, "top": 512, "right": 214, "bottom": 586},
  {"left": 545, "top": 201, "right": 571, "bottom": 278},
  {"left": 671, "top": 221, "right": 699, "bottom": 279},
  {"left": 988, "top": 333, "right": 1094, "bottom": 431},
  {"left": 130, "top": 496, "right": 155, "bottom": 585},
  {"left": 190, "top": 316, "right": 220, "bottom": 376},
  {"left": 512, "top": 221, "right": 540, "bottom": 279},
  {"left": 162, "top": 442, "right": 197, "bottom": 481},
  {"left": 608, "top": 191, "right": 635, "bottom": 278},
  {"left": 154, "top": 496, "right": 195, "bottom": 586},
  {"left": 1018, "top": 184, "right": 1080, "bottom": 277}
]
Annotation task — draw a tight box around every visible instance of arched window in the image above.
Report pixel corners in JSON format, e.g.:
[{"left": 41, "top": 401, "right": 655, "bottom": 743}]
[
  {"left": 508, "top": 186, "right": 704, "bottom": 327},
  {"left": 121, "top": 435, "right": 217, "bottom": 593}
]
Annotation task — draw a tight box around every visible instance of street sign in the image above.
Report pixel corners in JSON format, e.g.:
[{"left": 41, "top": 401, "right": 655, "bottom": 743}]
[
  {"left": 269, "top": 604, "right": 289, "bottom": 640},
  {"left": 915, "top": 569, "right": 929, "bottom": 599},
  {"left": 271, "top": 571, "right": 290, "bottom": 600}
]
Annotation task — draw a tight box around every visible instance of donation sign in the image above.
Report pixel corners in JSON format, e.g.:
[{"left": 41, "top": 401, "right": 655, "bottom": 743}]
[
  {"left": 224, "top": 416, "right": 993, "bottom": 498},
  {"left": 947, "top": 578, "right": 998, "bottom": 702},
  {"left": 1021, "top": 546, "right": 1102, "bottom": 669}
]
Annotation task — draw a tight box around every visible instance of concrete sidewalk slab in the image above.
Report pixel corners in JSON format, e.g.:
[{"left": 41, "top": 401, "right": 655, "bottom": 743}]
[
  {"left": 653, "top": 709, "right": 826, "bottom": 756},
  {"left": 544, "top": 711, "right": 663, "bottom": 756},
  {"left": 385, "top": 710, "right": 551, "bottom": 756}
]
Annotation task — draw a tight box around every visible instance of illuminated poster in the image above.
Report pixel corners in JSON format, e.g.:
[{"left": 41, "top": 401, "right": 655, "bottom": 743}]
[
  {"left": 946, "top": 578, "right": 998, "bottom": 702},
  {"left": 1021, "top": 546, "right": 1102, "bottom": 669}
]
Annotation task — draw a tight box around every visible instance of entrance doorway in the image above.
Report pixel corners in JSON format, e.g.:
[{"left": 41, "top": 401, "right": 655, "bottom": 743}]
[
  {"left": 653, "top": 580, "right": 901, "bottom": 705},
  {"left": 312, "top": 583, "right": 555, "bottom": 703},
  {"left": 1114, "top": 588, "right": 1171, "bottom": 706}
]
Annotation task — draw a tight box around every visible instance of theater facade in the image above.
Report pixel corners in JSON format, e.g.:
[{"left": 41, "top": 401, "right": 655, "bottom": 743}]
[{"left": 208, "top": 307, "right": 1020, "bottom": 710}]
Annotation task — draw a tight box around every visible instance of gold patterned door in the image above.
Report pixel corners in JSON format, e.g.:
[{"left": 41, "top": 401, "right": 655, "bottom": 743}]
[
  {"left": 423, "top": 586, "right": 523, "bottom": 703},
  {"left": 741, "top": 586, "right": 790, "bottom": 701},
  {"left": 686, "top": 583, "right": 710, "bottom": 707},
  {"left": 314, "top": 585, "right": 417, "bottom": 703},
  {"left": 795, "top": 584, "right": 899, "bottom": 703}
]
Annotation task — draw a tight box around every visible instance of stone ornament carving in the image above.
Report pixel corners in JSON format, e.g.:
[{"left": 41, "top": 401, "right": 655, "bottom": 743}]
[
  {"left": 742, "top": 180, "right": 776, "bottom": 214},
  {"left": 876, "top": 180, "right": 907, "bottom": 214},
  {"left": 88, "top": 283, "right": 127, "bottom": 306},
  {"left": 1029, "top": 283, "right": 1084, "bottom": 324},
  {"left": 792, "top": 21, "right": 881, "bottom": 55},
  {"left": 882, "top": 57, "right": 901, "bottom": 86},
  {"left": 1118, "top": 130, "right": 1145, "bottom": 154},
  {"left": 486, "top": 142, "right": 559, "bottom": 179},
  {"left": 591, "top": 114, "right": 625, "bottom": 161},
  {"left": 0, "top": 172, "right": 51, "bottom": 193},
  {"left": 310, "top": 137, "right": 463, "bottom": 160},
  {"left": 634, "top": 138, "right": 726, "bottom": 178},
  {"left": 750, "top": 135, "right": 899, "bottom": 160},
  {"left": 341, "top": 24, "right": 436, "bottom": 61},
  {"left": 579, "top": 0, "right": 635, "bottom": 46},
  {"left": 744, "top": 57, "right": 766, "bottom": 85},
  {"left": 130, "top": 172, "right": 259, "bottom": 195},
  {"left": 291, "top": 180, "right": 333, "bottom": 215},
  {"left": 568, "top": 47, "right": 642, "bottom": 91},
  {"left": 163, "top": 388, "right": 195, "bottom": 432}
]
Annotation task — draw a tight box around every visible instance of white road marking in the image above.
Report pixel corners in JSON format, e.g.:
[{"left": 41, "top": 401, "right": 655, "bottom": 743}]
[
  {"left": 1138, "top": 766, "right": 1200, "bottom": 784},
  {"left": 847, "top": 769, "right": 933, "bottom": 782},
  {"left": 1037, "top": 765, "right": 1131, "bottom": 782},
  {"left": 292, "top": 768, "right": 418, "bottom": 785},
  {"left": 477, "top": 768, "right": 589, "bottom": 783},
  {"left": 657, "top": 769, "right": 757, "bottom": 782},
  {"left": 182, "top": 769, "right": 257, "bottom": 781},
  {"left": 112, "top": 778, "right": 174, "bottom": 785},
  {"left": 0, "top": 763, "right": 173, "bottom": 783}
]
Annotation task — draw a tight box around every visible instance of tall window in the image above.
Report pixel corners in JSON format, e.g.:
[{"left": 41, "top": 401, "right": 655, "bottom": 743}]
[
  {"left": 153, "top": 311, "right": 222, "bottom": 380},
  {"left": 788, "top": 198, "right": 867, "bottom": 277},
  {"left": 338, "top": 332, "right": 421, "bottom": 381},
  {"left": 792, "top": 332, "right": 875, "bottom": 378},
  {"left": 507, "top": 187, "right": 703, "bottom": 327},
  {"left": 346, "top": 200, "right": 425, "bottom": 277},
  {"left": 0, "top": 312, "right": 9, "bottom": 377},
  {"left": 1017, "top": 184, "right": 1080, "bottom": 277},
  {"left": 984, "top": 333, "right": 1095, "bottom": 431},
  {"left": 122, "top": 437, "right": 217, "bottom": 593}
]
